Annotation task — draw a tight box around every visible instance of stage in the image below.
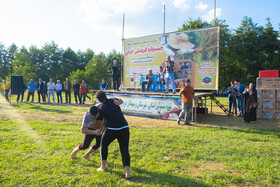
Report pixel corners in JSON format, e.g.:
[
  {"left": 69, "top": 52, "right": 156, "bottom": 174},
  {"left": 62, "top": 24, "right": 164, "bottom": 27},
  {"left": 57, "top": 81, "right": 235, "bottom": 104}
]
[{"left": 92, "top": 90, "right": 214, "bottom": 123}]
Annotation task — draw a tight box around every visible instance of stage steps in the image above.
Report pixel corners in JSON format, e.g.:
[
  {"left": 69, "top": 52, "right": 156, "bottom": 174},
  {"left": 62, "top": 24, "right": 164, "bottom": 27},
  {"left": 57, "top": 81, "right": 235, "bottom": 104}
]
[{"left": 210, "top": 95, "right": 232, "bottom": 116}]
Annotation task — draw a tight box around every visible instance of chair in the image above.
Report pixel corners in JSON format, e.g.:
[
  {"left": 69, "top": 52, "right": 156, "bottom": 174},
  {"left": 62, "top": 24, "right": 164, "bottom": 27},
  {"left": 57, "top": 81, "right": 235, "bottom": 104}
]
[{"left": 151, "top": 75, "right": 161, "bottom": 92}]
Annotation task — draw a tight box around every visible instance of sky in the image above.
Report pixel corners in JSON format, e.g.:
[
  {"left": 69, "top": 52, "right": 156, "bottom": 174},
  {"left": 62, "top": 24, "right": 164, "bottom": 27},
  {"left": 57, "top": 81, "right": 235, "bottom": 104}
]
[{"left": 0, "top": 0, "right": 279, "bottom": 54}]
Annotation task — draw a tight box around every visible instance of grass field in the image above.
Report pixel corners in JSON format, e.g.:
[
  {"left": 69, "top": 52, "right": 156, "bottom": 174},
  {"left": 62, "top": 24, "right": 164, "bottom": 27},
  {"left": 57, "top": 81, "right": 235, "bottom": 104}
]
[{"left": 0, "top": 93, "right": 280, "bottom": 186}]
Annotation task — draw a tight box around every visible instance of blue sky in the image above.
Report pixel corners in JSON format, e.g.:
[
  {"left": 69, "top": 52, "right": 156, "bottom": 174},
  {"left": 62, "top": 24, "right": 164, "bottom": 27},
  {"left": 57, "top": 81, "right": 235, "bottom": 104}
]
[{"left": 0, "top": 0, "right": 279, "bottom": 54}]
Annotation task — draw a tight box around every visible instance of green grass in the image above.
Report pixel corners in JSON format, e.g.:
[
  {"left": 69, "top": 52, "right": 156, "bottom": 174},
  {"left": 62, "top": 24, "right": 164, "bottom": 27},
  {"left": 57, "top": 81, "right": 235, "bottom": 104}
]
[{"left": 1, "top": 95, "right": 280, "bottom": 186}]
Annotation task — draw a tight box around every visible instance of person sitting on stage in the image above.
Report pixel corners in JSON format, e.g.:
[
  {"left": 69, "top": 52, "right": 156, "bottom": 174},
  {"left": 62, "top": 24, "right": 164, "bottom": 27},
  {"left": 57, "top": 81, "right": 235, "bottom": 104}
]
[
  {"left": 100, "top": 79, "right": 108, "bottom": 90},
  {"left": 141, "top": 69, "right": 153, "bottom": 92},
  {"left": 71, "top": 105, "right": 104, "bottom": 160}
]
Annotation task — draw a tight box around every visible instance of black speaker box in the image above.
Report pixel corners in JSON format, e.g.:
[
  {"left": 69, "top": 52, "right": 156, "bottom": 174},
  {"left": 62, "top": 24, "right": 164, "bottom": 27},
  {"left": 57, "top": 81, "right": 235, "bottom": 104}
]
[{"left": 11, "top": 75, "right": 23, "bottom": 94}]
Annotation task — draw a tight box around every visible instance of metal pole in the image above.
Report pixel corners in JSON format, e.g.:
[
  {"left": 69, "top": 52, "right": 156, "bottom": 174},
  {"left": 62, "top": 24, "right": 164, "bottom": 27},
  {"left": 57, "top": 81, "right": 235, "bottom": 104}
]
[
  {"left": 214, "top": 0, "right": 216, "bottom": 26},
  {"left": 121, "top": 12, "right": 125, "bottom": 85},
  {"left": 163, "top": 4, "right": 166, "bottom": 34}
]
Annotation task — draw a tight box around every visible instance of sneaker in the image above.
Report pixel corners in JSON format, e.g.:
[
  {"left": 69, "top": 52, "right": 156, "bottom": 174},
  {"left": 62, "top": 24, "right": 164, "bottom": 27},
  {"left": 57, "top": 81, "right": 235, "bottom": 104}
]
[
  {"left": 184, "top": 122, "right": 190, "bottom": 125},
  {"left": 177, "top": 119, "right": 180, "bottom": 125}
]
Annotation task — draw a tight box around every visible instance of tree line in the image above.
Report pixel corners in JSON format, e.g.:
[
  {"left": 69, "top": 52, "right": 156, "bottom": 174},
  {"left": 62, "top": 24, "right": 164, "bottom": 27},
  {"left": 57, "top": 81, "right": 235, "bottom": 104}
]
[
  {"left": 0, "top": 16, "right": 279, "bottom": 90},
  {"left": 0, "top": 41, "right": 121, "bottom": 89}
]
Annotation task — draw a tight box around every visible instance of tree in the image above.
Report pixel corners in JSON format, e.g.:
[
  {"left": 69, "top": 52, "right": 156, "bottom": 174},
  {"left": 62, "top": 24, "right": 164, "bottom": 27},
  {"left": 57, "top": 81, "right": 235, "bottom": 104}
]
[
  {"left": 11, "top": 50, "right": 36, "bottom": 83},
  {"left": 84, "top": 54, "right": 110, "bottom": 89}
]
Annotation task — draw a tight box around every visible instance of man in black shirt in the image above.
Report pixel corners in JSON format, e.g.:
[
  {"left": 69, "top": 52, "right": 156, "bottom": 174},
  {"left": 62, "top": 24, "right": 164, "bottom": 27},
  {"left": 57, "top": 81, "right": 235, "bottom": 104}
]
[
  {"left": 111, "top": 60, "right": 121, "bottom": 91},
  {"left": 96, "top": 91, "right": 132, "bottom": 179},
  {"left": 73, "top": 79, "right": 81, "bottom": 104}
]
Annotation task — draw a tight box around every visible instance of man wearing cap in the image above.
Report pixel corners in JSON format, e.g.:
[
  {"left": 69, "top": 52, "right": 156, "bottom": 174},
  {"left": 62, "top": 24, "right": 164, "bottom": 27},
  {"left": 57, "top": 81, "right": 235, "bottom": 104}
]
[
  {"left": 163, "top": 56, "right": 176, "bottom": 94},
  {"left": 177, "top": 79, "right": 196, "bottom": 125}
]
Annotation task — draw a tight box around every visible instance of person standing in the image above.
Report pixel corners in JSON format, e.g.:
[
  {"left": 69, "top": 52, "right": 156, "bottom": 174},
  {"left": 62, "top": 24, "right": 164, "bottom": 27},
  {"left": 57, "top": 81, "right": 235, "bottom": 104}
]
[
  {"left": 96, "top": 91, "right": 133, "bottom": 179},
  {"left": 73, "top": 79, "right": 81, "bottom": 104},
  {"left": 64, "top": 78, "right": 72, "bottom": 103},
  {"left": 234, "top": 79, "right": 245, "bottom": 116},
  {"left": 55, "top": 80, "right": 63, "bottom": 103},
  {"left": 243, "top": 83, "right": 258, "bottom": 123},
  {"left": 27, "top": 79, "right": 36, "bottom": 102},
  {"left": 17, "top": 81, "right": 26, "bottom": 102},
  {"left": 42, "top": 81, "right": 47, "bottom": 102},
  {"left": 163, "top": 56, "right": 176, "bottom": 94},
  {"left": 100, "top": 79, "right": 108, "bottom": 90},
  {"left": 159, "top": 66, "right": 165, "bottom": 92},
  {"left": 71, "top": 105, "right": 103, "bottom": 160},
  {"left": 112, "top": 60, "right": 121, "bottom": 91},
  {"left": 227, "top": 81, "right": 237, "bottom": 115},
  {"left": 3, "top": 80, "right": 10, "bottom": 102},
  {"left": 37, "top": 78, "right": 45, "bottom": 103},
  {"left": 47, "top": 78, "right": 56, "bottom": 103},
  {"left": 80, "top": 80, "right": 91, "bottom": 104},
  {"left": 177, "top": 79, "right": 196, "bottom": 125}
]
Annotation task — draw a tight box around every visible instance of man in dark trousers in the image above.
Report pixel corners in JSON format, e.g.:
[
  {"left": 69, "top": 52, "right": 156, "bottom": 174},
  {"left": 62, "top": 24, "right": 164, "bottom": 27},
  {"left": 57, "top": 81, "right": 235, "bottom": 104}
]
[
  {"left": 64, "top": 77, "right": 72, "bottom": 103},
  {"left": 112, "top": 60, "right": 121, "bottom": 91},
  {"left": 73, "top": 79, "right": 81, "bottom": 104},
  {"left": 37, "top": 78, "right": 45, "bottom": 103}
]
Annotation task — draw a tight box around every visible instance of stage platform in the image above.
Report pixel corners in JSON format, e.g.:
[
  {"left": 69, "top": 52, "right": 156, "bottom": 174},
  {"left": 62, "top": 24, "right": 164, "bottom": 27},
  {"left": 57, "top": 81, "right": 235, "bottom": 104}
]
[{"left": 91, "top": 90, "right": 214, "bottom": 123}]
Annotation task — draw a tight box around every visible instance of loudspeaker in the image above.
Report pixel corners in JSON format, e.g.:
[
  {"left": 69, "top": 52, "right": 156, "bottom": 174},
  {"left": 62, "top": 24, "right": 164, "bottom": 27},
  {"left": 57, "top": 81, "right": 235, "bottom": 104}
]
[{"left": 11, "top": 75, "right": 23, "bottom": 94}]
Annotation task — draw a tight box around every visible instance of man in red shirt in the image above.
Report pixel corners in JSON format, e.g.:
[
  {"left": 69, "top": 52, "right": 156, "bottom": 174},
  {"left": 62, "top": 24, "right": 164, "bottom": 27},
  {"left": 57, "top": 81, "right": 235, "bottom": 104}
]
[
  {"left": 80, "top": 80, "right": 91, "bottom": 104},
  {"left": 177, "top": 79, "right": 196, "bottom": 125}
]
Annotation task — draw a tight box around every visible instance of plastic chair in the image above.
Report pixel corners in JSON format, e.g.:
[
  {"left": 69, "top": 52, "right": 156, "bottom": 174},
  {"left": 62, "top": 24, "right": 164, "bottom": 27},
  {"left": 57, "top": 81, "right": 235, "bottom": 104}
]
[{"left": 151, "top": 75, "right": 161, "bottom": 92}]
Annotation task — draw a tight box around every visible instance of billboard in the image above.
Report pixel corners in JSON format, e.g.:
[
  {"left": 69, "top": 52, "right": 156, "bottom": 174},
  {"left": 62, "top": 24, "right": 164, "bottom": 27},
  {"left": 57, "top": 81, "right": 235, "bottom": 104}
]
[
  {"left": 123, "top": 27, "right": 219, "bottom": 90},
  {"left": 106, "top": 93, "right": 193, "bottom": 121}
]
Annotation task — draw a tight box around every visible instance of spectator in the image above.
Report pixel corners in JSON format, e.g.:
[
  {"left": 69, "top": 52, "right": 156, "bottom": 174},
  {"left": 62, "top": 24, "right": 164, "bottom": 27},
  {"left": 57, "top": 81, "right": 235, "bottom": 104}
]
[
  {"left": 227, "top": 81, "right": 237, "bottom": 115},
  {"left": 27, "top": 79, "right": 36, "bottom": 102},
  {"left": 163, "top": 56, "right": 176, "bottom": 94},
  {"left": 37, "top": 78, "right": 45, "bottom": 103},
  {"left": 177, "top": 79, "right": 196, "bottom": 125},
  {"left": 42, "top": 81, "right": 47, "bottom": 102},
  {"left": 112, "top": 60, "right": 121, "bottom": 91},
  {"left": 3, "top": 80, "right": 10, "bottom": 102},
  {"left": 73, "top": 79, "right": 81, "bottom": 104},
  {"left": 234, "top": 79, "right": 245, "bottom": 116},
  {"left": 80, "top": 80, "right": 91, "bottom": 104},
  {"left": 100, "top": 79, "right": 108, "bottom": 90},
  {"left": 55, "top": 80, "right": 63, "bottom": 103},
  {"left": 47, "top": 78, "right": 56, "bottom": 103},
  {"left": 64, "top": 77, "right": 72, "bottom": 103},
  {"left": 243, "top": 83, "right": 258, "bottom": 123},
  {"left": 17, "top": 81, "right": 26, "bottom": 102},
  {"left": 141, "top": 69, "right": 153, "bottom": 92}
]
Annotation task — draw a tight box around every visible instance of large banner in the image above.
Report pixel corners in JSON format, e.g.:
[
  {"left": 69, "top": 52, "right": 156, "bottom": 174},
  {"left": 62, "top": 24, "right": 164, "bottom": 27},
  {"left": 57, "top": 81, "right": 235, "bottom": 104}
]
[
  {"left": 123, "top": 27, "right": 219, "bottom": 90},
  {"left": 106, "top": 93, "right": 193, "bottom": 121}
]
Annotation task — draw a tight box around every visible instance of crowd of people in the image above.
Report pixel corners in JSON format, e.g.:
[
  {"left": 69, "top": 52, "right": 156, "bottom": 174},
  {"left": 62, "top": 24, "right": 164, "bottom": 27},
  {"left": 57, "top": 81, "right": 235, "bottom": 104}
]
[
  {"left": 1, "top": 78, "right": 93, "bottom": 104},
  {"left": 227, "top": 79, "right": 257, "bottom": 123}
]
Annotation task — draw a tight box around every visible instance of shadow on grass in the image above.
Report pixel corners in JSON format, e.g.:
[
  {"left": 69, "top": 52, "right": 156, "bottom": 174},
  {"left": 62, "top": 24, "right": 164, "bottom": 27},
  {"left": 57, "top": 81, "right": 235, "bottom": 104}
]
[
  {"left": 111, "top": 167, "right": 212, "bottom": 186},
  {"left": 196, "top": 113, "right": 280, "bottom": 130},
  {"left": 22, "top": 102, "right": 71, "bottom": 114},
  {"left": 194, "top": 113, "right": 280, "bottom": 136}
]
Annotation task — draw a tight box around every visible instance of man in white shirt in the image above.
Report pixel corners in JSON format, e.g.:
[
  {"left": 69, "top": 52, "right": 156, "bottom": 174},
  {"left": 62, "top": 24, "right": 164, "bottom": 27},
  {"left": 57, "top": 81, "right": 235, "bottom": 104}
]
[{"left": 47, "top": 78, "right": 56, "bottom": 103}]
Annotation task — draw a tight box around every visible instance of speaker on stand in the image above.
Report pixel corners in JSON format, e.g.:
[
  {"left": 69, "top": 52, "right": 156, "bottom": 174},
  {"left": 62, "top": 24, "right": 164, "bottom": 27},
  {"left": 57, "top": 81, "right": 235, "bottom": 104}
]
[{"left": 11, "top": 75, "right": 23, "bottom": 99}]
